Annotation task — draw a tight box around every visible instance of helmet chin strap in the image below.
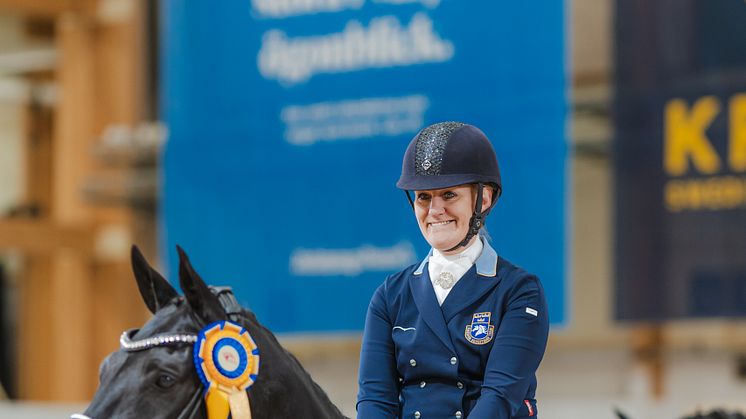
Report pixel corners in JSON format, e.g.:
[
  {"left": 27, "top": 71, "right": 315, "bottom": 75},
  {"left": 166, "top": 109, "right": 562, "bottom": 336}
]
[
  {"left": 404, "top": 190, "right": 415, "bottom": 209},
  {"left": 445, "top": 183, "right": 486, "bottom": 253}
]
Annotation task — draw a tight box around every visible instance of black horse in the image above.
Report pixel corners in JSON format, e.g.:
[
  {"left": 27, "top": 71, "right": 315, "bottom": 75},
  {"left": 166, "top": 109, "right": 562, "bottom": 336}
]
[
  {"left": 76, "top": 246, "right": 348, "bottom": 419},
  {"left": 617, "top": 408, "right": 746, "bottom": 419}
]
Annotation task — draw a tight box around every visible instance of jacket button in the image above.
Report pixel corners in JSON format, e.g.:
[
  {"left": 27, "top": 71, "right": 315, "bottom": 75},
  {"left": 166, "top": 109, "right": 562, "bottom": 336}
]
[
  {"left": 414, "top": 411, "right": 421, "bottom": 418},
  {"left": 419, "top": 381, "right": 426, "bottom": 388},
  {"left": 457, "top": 381, "right": 464, "bottom": 389},
  {"left": 410, "top": 358, "right": 417, "bottom": 367},
  {"left": 450, "top": 357, "right": 458, "bottom": 365},
  {"left": 455, "top": 411, "right": 462, "bottom": 418}
]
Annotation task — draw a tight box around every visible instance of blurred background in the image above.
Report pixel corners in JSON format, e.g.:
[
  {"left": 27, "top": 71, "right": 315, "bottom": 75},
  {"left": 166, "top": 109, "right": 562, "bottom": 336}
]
[{"left": 0, "top": 0, "right": 744, "bottom": 418}]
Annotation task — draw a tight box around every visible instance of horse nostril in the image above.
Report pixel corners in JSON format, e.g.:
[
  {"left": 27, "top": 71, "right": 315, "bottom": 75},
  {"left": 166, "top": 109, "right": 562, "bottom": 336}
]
[{"left": 71, "top": 414, "right": 93, "bottom": 419}]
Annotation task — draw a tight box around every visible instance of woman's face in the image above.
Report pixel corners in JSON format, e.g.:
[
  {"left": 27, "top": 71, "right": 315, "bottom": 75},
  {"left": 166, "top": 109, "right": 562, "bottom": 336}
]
[{"left": 413, "top": 184, "right": 493, "bottom": 255}]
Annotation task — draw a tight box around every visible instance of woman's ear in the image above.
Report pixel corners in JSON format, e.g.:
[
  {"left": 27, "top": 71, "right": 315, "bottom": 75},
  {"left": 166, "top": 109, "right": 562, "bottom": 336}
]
[{"left": 481, "top": 185, "right": 494, "bottom": 212}]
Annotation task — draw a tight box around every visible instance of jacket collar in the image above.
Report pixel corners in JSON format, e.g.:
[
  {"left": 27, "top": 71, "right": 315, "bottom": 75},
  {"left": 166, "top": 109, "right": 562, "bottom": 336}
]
[
  {"left": 409, "top": 239, "right": 502, "bottom": 345},
  {"left": 413, "top": 238, "right": 498, "bottom": 277},
  {"left": 439, "top": 264, "right": 502, "bottom": 322}
]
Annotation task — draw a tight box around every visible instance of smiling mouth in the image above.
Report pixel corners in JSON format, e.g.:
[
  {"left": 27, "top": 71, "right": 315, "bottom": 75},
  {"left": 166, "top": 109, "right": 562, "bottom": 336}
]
[{"left": 428, "top": 220, "right": 454, "bottom": 227}]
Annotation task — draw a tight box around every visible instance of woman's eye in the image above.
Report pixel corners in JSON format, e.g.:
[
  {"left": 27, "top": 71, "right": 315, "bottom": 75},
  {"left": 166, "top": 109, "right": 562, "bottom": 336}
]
[
  {"left": 156, "top": 373, "right": 176, "bottom": 389},
  {"left": 443, "top": 191, "right": 456, "bottom": 199},
  {"left": 416, "top": 193, "right": 431, "bottom": 201}
]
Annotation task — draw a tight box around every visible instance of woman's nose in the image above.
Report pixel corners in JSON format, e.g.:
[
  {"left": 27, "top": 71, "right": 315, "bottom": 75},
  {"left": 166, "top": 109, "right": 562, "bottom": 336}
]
[{"left": 428, "top": 198, "right": 446, "bottom": 213}]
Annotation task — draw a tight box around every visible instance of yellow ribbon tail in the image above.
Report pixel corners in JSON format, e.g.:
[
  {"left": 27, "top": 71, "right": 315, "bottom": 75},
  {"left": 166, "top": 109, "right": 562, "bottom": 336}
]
[
  {"left": 205, "top": 387, "right": 231, "bottom": 419},
  {"left": 228, "top": 388, "right": 252, "bottom": 419}
]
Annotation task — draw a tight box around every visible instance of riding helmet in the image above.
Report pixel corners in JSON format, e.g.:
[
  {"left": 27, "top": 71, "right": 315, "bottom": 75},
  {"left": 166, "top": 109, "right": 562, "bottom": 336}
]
[{"left": 396, "top": 121, "right": 502, "bottom": 197}]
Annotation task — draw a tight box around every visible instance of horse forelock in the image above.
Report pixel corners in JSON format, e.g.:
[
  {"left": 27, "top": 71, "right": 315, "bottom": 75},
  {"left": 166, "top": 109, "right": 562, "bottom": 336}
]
[{"left": 134, "top": 298, "right": 200, "bottom": 338}]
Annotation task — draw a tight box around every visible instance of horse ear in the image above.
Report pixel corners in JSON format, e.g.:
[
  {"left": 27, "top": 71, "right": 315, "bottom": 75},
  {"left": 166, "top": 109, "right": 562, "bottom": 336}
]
[
  {"left": 176, "top": 245, "right": 225, "bottom": 324},
  {"left": 131, "top": 245, "right": 178, "bottom": 314}
]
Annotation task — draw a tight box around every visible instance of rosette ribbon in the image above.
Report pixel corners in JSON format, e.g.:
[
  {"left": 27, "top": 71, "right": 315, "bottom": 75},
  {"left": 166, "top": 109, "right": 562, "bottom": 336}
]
[{"left": 193, "top": 321, "right": 260, "bottom": 419}]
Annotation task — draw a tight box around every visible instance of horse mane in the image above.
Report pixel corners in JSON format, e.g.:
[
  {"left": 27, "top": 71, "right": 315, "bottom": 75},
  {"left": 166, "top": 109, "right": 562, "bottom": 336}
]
[
  {"left": 236, "top": 307, "right": 348, "bottom": 418},
  {"left": 682, "top": 410, "right": 746, "bottom": 419},
  {"left": 617, "top": 408, "right": 746, "bottom": 419}
]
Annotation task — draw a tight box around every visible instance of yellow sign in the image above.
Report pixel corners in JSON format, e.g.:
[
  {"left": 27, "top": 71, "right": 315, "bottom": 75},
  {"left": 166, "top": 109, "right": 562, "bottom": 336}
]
[{"left": 663, "top": 93, "right": 746, "bottom": 212}]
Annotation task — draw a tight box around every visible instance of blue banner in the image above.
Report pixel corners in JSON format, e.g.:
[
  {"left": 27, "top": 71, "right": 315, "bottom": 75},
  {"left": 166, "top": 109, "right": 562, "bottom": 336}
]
[{"left": 161, "top": 0, "right": 567, "bottom": 332}]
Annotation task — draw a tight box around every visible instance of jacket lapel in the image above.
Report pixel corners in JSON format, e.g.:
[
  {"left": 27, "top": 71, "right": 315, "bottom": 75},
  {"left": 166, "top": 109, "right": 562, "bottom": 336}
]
[
  {"left": 440, "top": 267, "right": 501, "bottom": 322},
  {"left": 409, "top": 267, "right": 455, "bottom": 353},
  {"left": 440, "top": 241, "right": 502, "bottom": 322}
]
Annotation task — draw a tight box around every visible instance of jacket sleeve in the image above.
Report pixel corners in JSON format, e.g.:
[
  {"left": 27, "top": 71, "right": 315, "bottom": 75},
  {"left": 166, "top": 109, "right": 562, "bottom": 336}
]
[
  {"left": 357, "top": 281, "right": 400, "bottom": 418},
  {"left": 468, "top": 275, "right": 550, "bottom": 419}
]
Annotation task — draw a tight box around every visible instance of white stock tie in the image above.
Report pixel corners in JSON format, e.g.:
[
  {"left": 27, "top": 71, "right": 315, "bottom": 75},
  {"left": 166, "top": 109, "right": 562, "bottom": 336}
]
[{"left": 427, "top": 238, "right": 483, "bottom": 305}]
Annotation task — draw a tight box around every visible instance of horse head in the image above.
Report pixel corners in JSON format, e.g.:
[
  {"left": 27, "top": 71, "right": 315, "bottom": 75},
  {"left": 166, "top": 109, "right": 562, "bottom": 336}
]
[
  {"left": 76, "top": 246, "right": 346, "bottom": 419},
  {"left": 616, "top": 408, "right": 746, "bottom": 419}
]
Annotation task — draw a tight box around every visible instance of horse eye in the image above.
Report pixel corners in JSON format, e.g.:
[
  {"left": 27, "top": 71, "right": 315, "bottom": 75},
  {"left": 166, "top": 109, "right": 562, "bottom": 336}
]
[{"left": 156, "top": 373, "right": 176, "bottom": 389}]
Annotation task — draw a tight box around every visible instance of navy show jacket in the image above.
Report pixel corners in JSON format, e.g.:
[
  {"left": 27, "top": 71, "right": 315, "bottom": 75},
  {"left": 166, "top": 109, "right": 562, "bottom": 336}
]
[{"left": 357, "top": 240, "right": 549, "bottom": 418}]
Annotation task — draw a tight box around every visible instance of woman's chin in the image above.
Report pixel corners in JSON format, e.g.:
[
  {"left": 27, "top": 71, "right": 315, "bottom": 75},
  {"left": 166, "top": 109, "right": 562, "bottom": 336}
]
[{"left": 427, "top": 236, "right": 461, "bottom": 252}]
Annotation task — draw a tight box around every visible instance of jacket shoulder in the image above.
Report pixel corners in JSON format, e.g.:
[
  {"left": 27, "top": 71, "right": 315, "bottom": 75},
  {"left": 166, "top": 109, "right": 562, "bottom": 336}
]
[
  {"left": 381, "top": 262, "right": 420, "bottom": 294},
  {"left": 367, "top": 264, "right": 419, "bottom": 319},
  {"left": 495, "top": 256, "right": 543, "bottom": 291}
]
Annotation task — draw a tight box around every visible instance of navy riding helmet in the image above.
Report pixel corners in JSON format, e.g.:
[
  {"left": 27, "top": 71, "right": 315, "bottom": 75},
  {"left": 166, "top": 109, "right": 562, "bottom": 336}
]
[{"left": 396, "top": 121, "right": 502, "bottom": 251}]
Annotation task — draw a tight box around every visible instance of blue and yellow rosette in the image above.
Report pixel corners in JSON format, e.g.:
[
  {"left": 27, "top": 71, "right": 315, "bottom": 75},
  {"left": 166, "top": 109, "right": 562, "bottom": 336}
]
[{"left": 193, "top": 320, "right": 260, "bottom": 419}]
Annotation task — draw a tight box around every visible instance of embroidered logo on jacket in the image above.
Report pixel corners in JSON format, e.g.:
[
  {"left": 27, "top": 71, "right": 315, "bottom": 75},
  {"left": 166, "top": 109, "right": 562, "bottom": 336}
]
[{"left": 465, "top": 312, "right": 495, "bottom": 345}]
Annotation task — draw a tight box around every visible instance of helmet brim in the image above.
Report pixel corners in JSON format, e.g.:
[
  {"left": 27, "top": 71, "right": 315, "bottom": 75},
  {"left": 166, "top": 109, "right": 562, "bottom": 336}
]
[{"left": 396, "top": 173, "right": 501, "bottom": 191}]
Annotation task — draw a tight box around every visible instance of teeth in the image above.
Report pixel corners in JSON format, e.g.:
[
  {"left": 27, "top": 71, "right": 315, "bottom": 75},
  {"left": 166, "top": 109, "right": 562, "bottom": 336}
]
[{"left": 430, "top": 220, "right": 452, "bottom": 226}]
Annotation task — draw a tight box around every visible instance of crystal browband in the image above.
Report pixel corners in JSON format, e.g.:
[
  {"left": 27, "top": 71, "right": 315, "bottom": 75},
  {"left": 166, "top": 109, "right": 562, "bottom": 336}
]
[{"left": 120, "top": 328, "right": 198, "bottom": 352}]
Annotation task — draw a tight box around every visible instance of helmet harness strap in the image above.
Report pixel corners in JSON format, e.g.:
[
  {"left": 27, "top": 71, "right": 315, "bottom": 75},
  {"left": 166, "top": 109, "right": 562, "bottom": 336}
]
[
  {"left": 404, "top": 190, "right": 415, "bottom": 209},
  {"left": 445, "top": 182, "right": 486, "bottom": 252}
]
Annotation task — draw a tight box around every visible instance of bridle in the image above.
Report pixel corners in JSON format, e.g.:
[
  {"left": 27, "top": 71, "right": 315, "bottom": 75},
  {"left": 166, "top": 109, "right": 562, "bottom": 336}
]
[
  {"left": 70, "top": 329, "right": 204, "bottom": 419},
  {"left": 124, "top": 328, "right": 206, "bottom": 418},
  {"left": 120, "top": 328, "right": 198, "bottom": 350},
  {"left": 71, "top": 287, "right": 247, "bottom": 419}
]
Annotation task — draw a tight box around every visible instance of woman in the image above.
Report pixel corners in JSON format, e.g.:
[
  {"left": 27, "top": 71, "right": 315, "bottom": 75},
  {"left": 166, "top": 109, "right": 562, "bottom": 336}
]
[{"left": 357, "top": 122, "right": 550, "bottom": 419}]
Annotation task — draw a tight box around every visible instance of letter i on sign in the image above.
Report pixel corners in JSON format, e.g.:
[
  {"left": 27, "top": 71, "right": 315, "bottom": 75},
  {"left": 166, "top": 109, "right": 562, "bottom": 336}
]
[{"left": 730, "top": 94, "right": 746, "bottom": 172}]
